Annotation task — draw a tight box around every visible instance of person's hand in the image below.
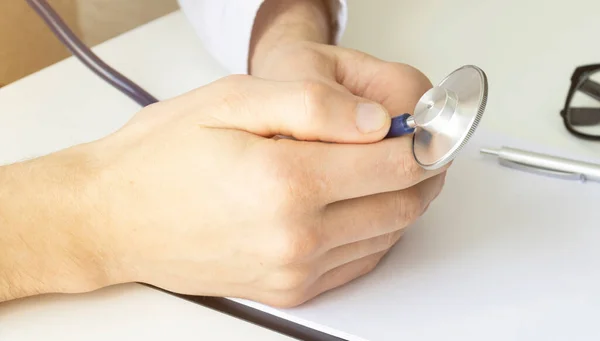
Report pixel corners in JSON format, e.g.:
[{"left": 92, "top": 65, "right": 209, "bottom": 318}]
[
  {"left": 248, "top": 0, "right": 435, "bottom": 123},
  {"left": 247, "top": 0, "right": 449, "bottom": 258},
  {"left": 80, "top": 75, "right": 447, "bottom": 308},
  {"left": 251, "top": 40, "right": 434, "bottom": 122}
]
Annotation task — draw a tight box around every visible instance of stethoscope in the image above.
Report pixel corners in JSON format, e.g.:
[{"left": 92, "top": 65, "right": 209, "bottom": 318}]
[
  {"left": 25, "top": 2, "right": 491, "bottom": 338},
  {"left": 27, "top": 0, "right": 489, "bottom": 170},
  {"left": 384, "top": 65, "right": 488, "bottom": 170}
]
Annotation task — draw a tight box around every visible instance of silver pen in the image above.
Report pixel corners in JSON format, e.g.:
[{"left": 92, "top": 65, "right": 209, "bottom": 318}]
[{"left": 480, "top": 146, "right": 600, "bottom": 183}]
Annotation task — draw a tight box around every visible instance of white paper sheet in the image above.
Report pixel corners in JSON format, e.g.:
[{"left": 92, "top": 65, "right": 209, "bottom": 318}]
[{"left": 233, "top": 129, "right": 600, "bottom": 341}]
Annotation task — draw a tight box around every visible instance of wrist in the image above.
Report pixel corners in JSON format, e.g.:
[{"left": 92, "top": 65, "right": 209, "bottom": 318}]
[
  {"left": 0, "top": 143, "right": 123, "bottom": 301},
  {"left": 249, "top": 0, "right": 332, "bottom": 75}
]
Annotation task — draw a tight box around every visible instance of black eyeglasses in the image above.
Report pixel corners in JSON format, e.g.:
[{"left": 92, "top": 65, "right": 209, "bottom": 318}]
[{"left": 560, "top": 63, "right": 600, "bottom": 140}]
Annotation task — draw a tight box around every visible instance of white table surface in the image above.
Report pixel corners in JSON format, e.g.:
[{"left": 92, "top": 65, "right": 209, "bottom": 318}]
[{"left": 1, "top": 0, "right": 599, "bottom": 340}]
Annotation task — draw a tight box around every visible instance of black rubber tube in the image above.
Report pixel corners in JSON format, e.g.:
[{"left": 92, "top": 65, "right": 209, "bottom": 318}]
[{"left": 25, "top": 0, "right": 158, "bottom": 107}]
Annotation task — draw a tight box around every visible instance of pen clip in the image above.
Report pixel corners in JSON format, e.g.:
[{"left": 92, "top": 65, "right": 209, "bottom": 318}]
[{"left": 498, "top": 158, "right": 587, "bottom": 182}]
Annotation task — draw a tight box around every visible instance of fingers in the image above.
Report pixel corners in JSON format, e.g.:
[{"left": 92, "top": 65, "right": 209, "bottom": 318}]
[
  {"left": 254, "top": 251, "right": 389, "bottom": 308},
  {"left": 321, "top": 174, "right": 445, "bottom": 249},
  {"left": 308, "top": 251, "right": 388, "bottom": 302},
  {"left": 302, "top": 135, "right": 448, "bottom": 203},
  {"left": 320, "top": 230, "right": 404, "bottom": 275},
  {"left": 194, "top": 75, "right": 392, "bottom": 144},
  {"left": 331, "top": 47, "right": 433, "bottom": 117}
]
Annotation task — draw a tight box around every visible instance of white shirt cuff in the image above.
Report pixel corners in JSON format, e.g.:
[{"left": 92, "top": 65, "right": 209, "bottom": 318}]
[{"left": 178, "top": 0, "right": 348, "bottom": 75}]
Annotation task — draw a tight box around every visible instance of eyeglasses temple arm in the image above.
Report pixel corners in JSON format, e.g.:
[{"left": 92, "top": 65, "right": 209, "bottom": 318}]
[{"left": 580, "top": 78, "right": 600, "bottom": 102}]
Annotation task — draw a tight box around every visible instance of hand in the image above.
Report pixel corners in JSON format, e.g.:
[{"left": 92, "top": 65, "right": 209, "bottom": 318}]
[
  {"left": 251, "top": 40, "right": 434, "bottom": 119},
  {"left": 249, "top": 0, "right": 434, "bottom": 122},
  {"left": 83, "top": 75, "right": 447, "bottom": 308},
  {"left": 248, "top": 0, "right": 449, "bottom": 258}
]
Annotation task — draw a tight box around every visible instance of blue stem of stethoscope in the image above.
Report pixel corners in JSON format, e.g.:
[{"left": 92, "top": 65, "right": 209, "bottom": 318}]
[{"left": 386, "top": 113, "right": 417, "bottom": 138}]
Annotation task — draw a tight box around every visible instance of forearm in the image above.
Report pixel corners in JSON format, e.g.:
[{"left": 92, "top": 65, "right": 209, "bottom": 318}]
[
  {"left": 249, "top": 0, "right": 333, "bottom": 74},
  {"left": 0, "top": 147, "right": 118, "bottom": 302}
]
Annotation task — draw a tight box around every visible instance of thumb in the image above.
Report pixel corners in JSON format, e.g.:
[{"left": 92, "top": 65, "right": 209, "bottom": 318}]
[{"left": 199, "top": 75, "right": 392, "bottom": 143}]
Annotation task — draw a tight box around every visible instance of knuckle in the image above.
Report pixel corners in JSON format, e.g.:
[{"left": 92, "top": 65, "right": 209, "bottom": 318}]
[
  {"left": 401, "top": 159, "right": 425, "bottom": 183},
  {"left": 270, "top": 222, "right": 321, "bottom": 265},
  {"left": 422, "top": 203, "right": 432, "bottom": 215},
  {"left": 366, "top": 258, "right": 380, "bottom": 274},
  {"left": 267, "top": 268, "right": 312, "bottom": 292},
  {"left": 360, "top": 255, "right": 382, "bottom": 277},
  {"left": 384, "top": 232, "right": 395, "bottom": 249},
  {"left": 384, "top": 230, "right": 404, "bottom": 249},
  {"left": 212, "top": 75, "right": 254, "bottom": 110},
  {"left": 392, "top": 188, "right": 423, "bottom": 225},
  {"left": 428, "top": 185, "right": 443, "bottom": 206},
  {"left": 434, "top": 173, "right": 447, "bottom": 198},
  {"left": 376, "top": 63, "right": 433, "bottom": 111},
  {"left": 388, "top": 149, "right": 425, "bottom": 183},
  {"left": 266, "top": 291, "right": 309, "bottom": 309},
  {"left": 300, "top": 80, "right": 331, "bottom": 126},
  {"left": 301, "top": 80, "right": 330, "bottom": 101},
  {"left": 384, "top": 63, "right": 433, "bottom": 91}
]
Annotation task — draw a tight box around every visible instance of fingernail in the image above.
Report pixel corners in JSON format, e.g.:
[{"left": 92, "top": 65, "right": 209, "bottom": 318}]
[{"left": 356, "top": 103, "right": 388, "bottom": 133}]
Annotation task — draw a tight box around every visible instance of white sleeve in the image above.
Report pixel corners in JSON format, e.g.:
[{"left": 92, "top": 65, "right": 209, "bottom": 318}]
[{"left": 177, "top": 0, "right": 348, "bottom": 75}]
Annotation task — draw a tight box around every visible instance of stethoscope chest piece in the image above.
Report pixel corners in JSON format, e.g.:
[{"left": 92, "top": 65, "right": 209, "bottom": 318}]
[{"left": 387, "top": 65, "right": 488, "bottom": 170}]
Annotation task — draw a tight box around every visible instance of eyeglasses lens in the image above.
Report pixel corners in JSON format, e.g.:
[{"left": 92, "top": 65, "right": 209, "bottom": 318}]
[{"left": 567, "top": 69, "right": 600, "bottom": 137}]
